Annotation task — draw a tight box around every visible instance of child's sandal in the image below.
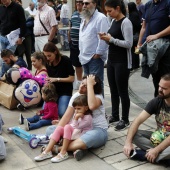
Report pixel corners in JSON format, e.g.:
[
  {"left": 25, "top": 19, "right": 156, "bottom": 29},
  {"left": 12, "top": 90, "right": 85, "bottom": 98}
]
[{"left": 51, "top": 152, "right": 69, "bottom": 163}]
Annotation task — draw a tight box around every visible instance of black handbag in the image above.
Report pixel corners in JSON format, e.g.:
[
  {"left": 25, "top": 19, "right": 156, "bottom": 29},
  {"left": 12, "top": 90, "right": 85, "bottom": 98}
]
[{"left": 39, "top": 14, "right": 58, "bottom": 44}]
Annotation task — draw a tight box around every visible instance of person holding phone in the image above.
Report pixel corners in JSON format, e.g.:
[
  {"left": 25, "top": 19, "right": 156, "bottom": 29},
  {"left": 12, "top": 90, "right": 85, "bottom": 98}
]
[{"left": 99, "top": 0, "right": 133, "bottom": 131}]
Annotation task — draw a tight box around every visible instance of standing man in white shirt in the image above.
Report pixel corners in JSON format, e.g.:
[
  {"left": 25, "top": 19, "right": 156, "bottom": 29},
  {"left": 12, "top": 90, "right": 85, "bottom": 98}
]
[
  {"left": 79, "top": 0, "right": 109, "bottom": 92},
  {"left": 25, "top": 2, "right": 37, "bottom": 17},
  {"left": 34, "top": 0, "right": 58, "bottom": 52},
  {"left": 60, "top": 0, "right": 70, "bottom": 51}
]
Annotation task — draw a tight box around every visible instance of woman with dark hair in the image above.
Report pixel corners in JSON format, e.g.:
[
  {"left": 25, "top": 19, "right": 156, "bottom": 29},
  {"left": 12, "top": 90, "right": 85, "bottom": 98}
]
[
  {"left": 31, "top": 52, "right": 48, "bottom": 77},
  {"left": 128, "top": 2, "right": 141, "bottom": 70},
  {"left": 43, "top": 42, "right": 75, "bottom": 118},
  {"left": 99, "top": 0, "right": 133, "bottom": 131},
  {"left": 34, "top": 75, "right": 108, "bottom": 162}
]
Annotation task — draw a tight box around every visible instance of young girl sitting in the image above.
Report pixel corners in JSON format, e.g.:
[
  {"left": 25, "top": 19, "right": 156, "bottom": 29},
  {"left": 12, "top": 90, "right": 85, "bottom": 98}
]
[
  {"left": 31, "top": 52, "right": 48, "bottom": 77},
  {"left": 19, "top": 83, "right": 59, "bottom": 131},
  {"left": 34, "top": 95, "right": 93, "bottom": 162}
]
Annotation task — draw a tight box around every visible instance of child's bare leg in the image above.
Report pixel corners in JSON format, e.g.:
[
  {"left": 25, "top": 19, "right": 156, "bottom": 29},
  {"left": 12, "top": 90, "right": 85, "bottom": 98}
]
[{"left": 44, "top": 138, "right": 56, "bottom": 153}]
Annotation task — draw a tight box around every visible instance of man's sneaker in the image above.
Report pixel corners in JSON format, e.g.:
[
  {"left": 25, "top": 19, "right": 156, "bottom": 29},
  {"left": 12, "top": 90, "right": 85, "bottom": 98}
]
[
  {"left": 24, "top": 119, "right": 30, "bottom": 131},
  {"left": 17, "top": 104, "right": 26, "bottom": 111},
  {"left": 130, "top": 149, "right": 147, "bottom": 161},
  {"left": 19, "top": 113, "right": 24, "bottom": 125},
  {"left": 114, "top": 120, "right": 130, "bottom": 131},
  {"left": 34, "top": 151, "right": 53, "bottom": 161},
  {"left": 73, "top": 149, "right": 87, "bottom": 161},
  {"left": 107, "top": 115, "right": 119, "bottom": 126}
]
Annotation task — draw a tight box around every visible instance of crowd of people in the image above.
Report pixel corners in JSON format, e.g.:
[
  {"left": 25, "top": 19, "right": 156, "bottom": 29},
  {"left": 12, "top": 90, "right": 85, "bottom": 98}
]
[{"left": 0, "top": 0, "right": 170, "bottom": 167}]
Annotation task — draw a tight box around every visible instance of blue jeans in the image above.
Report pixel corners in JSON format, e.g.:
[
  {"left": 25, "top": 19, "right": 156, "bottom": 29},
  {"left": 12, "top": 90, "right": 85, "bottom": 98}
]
[
  {"left": 0, "top": 35, "right": 17, "bottom": 77},
  {"left": 0, "top": 62, "right": 10, "bottom": 77},
  {"left": 58, "top": 95, "right": 71, "bottom": 118},
  {"left": 26, "top": 115, "right": 52, "bottom": 130},
  {"left": 80, "top": 127, "right": 108, "bottom": 149},
  {"left": 83, "top": 57, "right": 104, "bottom": 93},
  {"left": 59, "top": 18, "right": 69, "bottom": 45},
  {"left": 0, "top": 35, "right": 17, "bottom": 53}
]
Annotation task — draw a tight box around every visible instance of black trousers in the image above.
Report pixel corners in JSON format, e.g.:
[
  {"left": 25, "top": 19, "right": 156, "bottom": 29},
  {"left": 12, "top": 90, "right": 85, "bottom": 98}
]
[
  {"left": 107, "top": 61, "right": 130, "bottom": 122},
  {"left": 15, "top": 35, "right": 32, "bottom": 70}
]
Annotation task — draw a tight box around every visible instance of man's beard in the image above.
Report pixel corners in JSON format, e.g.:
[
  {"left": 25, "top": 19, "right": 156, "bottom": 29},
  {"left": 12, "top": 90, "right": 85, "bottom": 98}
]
[
  {"left": 158, "top": 91, "right": 170, "bottom": 99},
  {"left": 81, "top": 8, "right": 95, "bottom": 19},
  {"left": 9, "top": 59, "right": 14, "bottom": 66}
]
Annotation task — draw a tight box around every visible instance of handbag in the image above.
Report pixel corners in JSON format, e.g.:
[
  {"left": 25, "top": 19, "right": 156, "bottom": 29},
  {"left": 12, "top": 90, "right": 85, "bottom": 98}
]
[{"left": 39, "top": 14, "right": 58, "bottom": 44}]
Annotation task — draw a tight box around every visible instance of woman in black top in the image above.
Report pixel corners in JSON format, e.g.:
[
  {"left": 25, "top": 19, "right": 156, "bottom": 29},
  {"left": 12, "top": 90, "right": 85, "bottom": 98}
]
[
  {"left": 43, "top": 42, "right": 75, "bottom": 118},
  {"left": 99, "top": 0, "right": 133, "bottom": 131},
  {"left": 128, "top": 2, "right": 141, "bottom": 70}
]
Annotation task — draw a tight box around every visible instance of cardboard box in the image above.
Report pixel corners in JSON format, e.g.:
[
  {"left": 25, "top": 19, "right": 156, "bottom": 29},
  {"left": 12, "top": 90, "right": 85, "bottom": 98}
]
[{"left": 0, "top": 81, "right": 18, "bottom": 109}]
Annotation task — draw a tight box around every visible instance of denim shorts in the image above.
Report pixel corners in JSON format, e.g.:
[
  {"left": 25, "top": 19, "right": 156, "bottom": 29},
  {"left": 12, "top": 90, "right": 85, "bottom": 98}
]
[{"left": 80, "top": 127, "right": 108, "bottom": 149}]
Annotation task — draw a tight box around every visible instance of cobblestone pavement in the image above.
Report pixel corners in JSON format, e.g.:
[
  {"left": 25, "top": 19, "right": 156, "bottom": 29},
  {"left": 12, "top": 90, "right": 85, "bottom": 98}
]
[{"left": 0, "top": 49, "right": 168, "bottom": 170}]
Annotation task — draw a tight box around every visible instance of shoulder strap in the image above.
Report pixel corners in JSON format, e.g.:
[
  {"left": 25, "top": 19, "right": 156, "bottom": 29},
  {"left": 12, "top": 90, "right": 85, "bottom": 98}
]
[{"left": 39, "top": 14, "right": 49, "bottom": 35}]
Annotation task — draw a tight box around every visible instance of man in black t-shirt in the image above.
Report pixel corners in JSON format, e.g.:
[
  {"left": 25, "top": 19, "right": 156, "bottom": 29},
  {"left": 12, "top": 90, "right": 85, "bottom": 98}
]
[{"left": 123, "top": 73, "right": 170, "bottom": 164}]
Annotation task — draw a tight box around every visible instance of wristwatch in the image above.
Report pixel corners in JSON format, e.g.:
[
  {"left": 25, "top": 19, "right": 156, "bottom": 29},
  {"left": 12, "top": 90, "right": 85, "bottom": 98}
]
[{"left": 57, "top": 78, "right": 61, "bottom": 82}]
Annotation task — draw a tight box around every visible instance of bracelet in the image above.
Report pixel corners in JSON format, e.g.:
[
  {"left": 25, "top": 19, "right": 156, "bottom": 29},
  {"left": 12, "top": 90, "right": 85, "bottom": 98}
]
[{"left": 57, "top": 77, "right": 61, "bottom": 82}]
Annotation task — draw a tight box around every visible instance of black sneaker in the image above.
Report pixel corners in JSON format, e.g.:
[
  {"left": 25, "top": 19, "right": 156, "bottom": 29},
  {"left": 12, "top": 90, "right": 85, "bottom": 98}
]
[
  {"left": 17, "top": 104, "right": 26, "bottom": 111},
  {"left": 19, "top": 113, "right": 24, "bottom": 125},
  {"left": 114, "top": 120, "right": 130, "bottom": 131},
  {"left": 108, "top": 115, "right": 119, "bottom": 126},
  {"left": 73, "top": 149, "right": 87, "bottom": 161}
]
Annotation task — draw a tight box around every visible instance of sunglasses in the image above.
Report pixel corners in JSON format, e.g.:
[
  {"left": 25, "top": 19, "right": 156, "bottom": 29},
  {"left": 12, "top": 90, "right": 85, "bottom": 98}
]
[{"left": 82, "top": 2, "right": 92, "bottom": 5}]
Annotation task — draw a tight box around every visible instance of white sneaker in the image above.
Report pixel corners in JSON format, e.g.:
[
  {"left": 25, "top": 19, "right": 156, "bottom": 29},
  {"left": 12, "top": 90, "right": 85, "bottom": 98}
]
[
  {"left": 34, "top": 151, "right": 53, "bottom": 161},
  {"left": 24, "top": 119, "right": 30, "bottom": 131},
  {"left": 19, "top": 113, "right": 24, "bottom": 125}
]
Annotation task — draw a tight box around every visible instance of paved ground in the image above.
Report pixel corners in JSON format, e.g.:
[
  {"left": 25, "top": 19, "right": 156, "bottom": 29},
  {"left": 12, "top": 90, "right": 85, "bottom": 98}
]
[{"left": 0, "top": 50, "right": 169, "bottom": 170}]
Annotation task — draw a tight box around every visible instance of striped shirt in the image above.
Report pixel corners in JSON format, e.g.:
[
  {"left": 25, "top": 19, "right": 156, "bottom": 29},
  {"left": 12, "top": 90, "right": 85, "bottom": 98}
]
[{"left": 70, "top": 11, "right": 82, "bottom": 47}]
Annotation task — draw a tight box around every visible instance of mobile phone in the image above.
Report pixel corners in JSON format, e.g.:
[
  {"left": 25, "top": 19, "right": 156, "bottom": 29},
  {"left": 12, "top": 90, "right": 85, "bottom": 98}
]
[{"left": 98, "top": 32, "right": 106, "bottom": 36}]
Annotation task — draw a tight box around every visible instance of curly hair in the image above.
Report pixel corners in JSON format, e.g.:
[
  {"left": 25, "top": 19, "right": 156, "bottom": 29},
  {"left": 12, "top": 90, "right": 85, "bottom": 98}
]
[{"left": 41, "top": 83, "right": 58, "bottom": 102}]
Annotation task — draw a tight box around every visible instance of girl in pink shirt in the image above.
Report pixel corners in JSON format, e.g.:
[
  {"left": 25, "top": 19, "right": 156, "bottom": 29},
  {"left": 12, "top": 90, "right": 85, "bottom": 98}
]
[
  {"left": 19, "top": 83, "right": 59, "bottom": 131},
  {"left": 35, "top": 95, "right": 93, "bottom": 162}
]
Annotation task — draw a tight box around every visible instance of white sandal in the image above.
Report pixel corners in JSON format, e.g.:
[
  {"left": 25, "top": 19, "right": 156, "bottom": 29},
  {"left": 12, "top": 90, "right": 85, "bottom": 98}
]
[{"left": 51, "top": 152, "right": 69, "bottom": 163}]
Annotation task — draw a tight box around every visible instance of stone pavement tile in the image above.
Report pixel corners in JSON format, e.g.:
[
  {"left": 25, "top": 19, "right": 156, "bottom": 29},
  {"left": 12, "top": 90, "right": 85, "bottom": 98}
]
[
  {"left": 111, "top": 159, "right": 146, "bottom": 170},
  {"left": 107, "top": 126, "right": 125, "bottom": 140},
  {"left": 91, "top": 140, "right": 123, "bottom": 158},
  {"left": 34, "top": 152, "right": 117, "bottom": 170},
  {"left": 129, "top": 69, "right": 154, "bottom": 102},
  {"left": 104, "top": 152, "right": 127, "bottom": 164},
  {"left": 130, "top": 162, "right": 168, "bottom": 170},
  {"left": 0, "top": 142, "right": 37, "bottom": 170}
]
